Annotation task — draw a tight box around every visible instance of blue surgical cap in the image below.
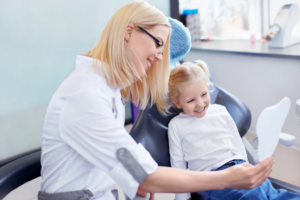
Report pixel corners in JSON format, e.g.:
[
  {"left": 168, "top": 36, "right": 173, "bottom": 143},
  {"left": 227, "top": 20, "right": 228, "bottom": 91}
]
[{"left": 168, "top": 17, "right": 192, "bottom": 67}]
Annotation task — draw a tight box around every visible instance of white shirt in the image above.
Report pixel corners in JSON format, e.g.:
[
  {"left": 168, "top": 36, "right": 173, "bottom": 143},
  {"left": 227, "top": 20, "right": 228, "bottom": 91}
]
[
  {"left": 168, "top": 104, "right": 248, "bottom": 200},
  {"left": 40, "top": 55, "right": 158, "bottom": 200}
]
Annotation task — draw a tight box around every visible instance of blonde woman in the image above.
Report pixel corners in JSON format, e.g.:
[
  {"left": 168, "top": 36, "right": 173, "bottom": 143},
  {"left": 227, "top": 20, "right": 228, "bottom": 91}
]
[{"left": 39, "top": 1, "right": 274, "bottom": 200}]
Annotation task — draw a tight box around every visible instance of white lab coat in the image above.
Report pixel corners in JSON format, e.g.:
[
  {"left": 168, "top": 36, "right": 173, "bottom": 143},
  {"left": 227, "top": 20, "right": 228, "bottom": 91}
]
[{"left": 40, "top": 55, "right": 158, "bottom": 200}]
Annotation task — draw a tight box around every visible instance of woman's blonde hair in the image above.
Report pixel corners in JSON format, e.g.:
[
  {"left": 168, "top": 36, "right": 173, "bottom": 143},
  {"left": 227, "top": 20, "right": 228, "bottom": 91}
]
[
  {"left": 168, "top": 60, "right": 214, "bottom": 105},
  {"left": 86, "top": 1, "right": 171, "bottom": 114}
]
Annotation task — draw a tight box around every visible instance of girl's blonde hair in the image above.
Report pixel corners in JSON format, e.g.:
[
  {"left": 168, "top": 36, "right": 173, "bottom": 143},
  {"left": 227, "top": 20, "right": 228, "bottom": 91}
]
[
  {"left": 168, "top": 60, "right": 214, "bottom": 105},
  {"left": 86, "top": 1, "right": 171, "bottom": 114}
]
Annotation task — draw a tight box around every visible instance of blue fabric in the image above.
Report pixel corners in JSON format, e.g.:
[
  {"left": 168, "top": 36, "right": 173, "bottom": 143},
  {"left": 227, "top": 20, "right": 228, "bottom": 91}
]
[
  {"left": 168, "top": 17, "right": 191, "bottom": 67},
  {"left": 214, "top": 159, "right": 246, "bottom": 171},
  {"left": 198, "top": 160, "right": 300, "bottom": 200}
]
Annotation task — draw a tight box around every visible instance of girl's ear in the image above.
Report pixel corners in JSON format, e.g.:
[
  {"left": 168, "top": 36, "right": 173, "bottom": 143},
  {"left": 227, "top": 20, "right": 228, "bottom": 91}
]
[
  {"left": 171, "top": 97, "right": 181, "bottom": 109},
  {"left": 124, "top": 23, "right": 134, "bottom": 42}
]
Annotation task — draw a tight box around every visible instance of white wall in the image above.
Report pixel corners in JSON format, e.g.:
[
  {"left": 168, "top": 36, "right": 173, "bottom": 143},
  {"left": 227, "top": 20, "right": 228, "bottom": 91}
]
[
  {"left": 0, "top": 0, "right": 170, "bottom": 163},
  {"left": 0, "top": 0, "right": 169, "bottom": 117},
  {"left": 185, "top": 50, "right": 300, "bottom": 151}
]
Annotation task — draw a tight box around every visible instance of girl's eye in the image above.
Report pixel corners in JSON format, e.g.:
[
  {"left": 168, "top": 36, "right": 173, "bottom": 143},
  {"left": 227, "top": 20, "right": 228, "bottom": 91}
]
[
  {"left": 187, "top": 99, "right": 194, "bottom": 103},
  {"left": 202, "top": 93, "right": 207, "bottom": 97}
]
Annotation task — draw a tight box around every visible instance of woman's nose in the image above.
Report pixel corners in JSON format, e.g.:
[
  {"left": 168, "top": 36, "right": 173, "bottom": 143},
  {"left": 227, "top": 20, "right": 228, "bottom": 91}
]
[{"left": 155, "top": 52, "right": 163, "bottom": 61}]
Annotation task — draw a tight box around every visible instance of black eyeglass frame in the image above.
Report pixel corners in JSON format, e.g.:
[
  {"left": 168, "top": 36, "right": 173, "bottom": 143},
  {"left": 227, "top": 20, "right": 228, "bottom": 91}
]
[{"left": 137, "top": 26, "right": 163, "bottom": 47}]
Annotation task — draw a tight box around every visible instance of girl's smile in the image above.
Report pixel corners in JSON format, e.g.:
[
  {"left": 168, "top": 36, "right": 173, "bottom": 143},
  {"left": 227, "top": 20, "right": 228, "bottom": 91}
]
[{"left": 194, "top": 107, "right": 205, "bottom": 113}]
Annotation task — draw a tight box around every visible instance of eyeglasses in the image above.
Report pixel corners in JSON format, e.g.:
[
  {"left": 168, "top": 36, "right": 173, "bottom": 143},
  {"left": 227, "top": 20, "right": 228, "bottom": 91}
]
[{"left": 137, "top": 26, "right": 163, "bottom": 47}]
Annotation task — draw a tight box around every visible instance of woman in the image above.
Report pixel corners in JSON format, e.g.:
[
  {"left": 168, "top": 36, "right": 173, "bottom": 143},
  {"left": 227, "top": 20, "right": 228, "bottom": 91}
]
[{"left": 39, "top": 1, "right": 274, "bottom": 200}]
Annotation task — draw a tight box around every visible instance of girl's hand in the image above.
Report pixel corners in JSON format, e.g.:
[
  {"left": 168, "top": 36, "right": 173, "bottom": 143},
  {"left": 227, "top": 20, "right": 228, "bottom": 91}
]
[{"left": 222, "top": 157, "right": 274, "bottom": 190}]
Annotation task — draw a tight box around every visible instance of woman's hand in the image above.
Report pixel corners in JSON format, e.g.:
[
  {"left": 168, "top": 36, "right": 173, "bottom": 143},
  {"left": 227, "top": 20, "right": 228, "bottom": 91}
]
[
  {"left": 221, "top": 157, "right": 274, "bottom": 190},
  {"left": 137, "top": 187, "right": 154, "bottom": 200},
  {"left": 139, "top": 158, "right": 273, "bottom": 193},
  {"left": 149, "top": 193, "right": 154, "bottom": 200}
]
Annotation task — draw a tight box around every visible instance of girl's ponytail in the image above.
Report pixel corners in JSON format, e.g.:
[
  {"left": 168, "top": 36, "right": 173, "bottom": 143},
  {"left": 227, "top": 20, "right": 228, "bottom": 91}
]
[{"left": 195, "top": 60, "right": 210, "bottom": 82}]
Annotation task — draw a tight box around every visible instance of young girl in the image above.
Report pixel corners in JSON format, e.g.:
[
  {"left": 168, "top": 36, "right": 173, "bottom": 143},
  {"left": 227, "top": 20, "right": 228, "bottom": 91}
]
[{"left": 168, "top": 61, "right": 300, "bottom": 200}]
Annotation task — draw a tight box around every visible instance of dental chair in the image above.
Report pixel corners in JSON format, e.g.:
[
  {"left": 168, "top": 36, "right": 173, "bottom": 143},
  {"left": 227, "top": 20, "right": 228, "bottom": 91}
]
[
  {"left": 129, "top": 67, "right": 300, "bottom": 199},
  {"left": 0, "top": 151, "right": 41, "bottom": 199},
  {"left": 0, "top": 76, "right": 299, "bottom": 200}
]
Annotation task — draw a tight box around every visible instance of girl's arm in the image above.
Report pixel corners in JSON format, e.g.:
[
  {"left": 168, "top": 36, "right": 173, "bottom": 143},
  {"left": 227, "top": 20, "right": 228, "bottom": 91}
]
[
  {"left": 225, "top": 109, "right": 248, "bottom": 161},
  {"left": 168, "top": 124, "right": 187, "bottom": 171},
  {"left": 139, "top": 157, "right": 274, "bottom": 193},
  {"left": 168, "top": 123, "right": 190, "bottom": 200}
]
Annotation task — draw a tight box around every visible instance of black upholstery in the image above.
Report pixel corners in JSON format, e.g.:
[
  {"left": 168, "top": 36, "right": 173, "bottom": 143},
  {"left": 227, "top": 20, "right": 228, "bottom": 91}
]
[{"left": 0, "top": 151, "right": 41, "bottom": 199}]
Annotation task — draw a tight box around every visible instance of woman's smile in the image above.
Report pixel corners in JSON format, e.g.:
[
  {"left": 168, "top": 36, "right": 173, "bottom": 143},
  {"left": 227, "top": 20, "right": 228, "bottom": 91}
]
[
  {"left": 147, "top": 58, "right": 153, "bottom": 70},
  {"left": 125, "top": 24, "right": 169, "bottom": 77}
]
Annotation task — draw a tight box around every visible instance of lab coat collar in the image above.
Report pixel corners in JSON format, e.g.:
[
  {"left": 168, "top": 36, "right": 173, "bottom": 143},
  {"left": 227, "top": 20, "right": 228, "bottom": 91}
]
[
  {"left": 75, "top": 55, "right": 119, "bottom": 91},
  {"left": 76, "top": 54, "right": 95, "bottom": 69}
]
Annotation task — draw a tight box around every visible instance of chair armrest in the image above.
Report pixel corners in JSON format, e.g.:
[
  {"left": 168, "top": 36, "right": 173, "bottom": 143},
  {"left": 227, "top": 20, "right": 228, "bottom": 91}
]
[
  {"left": 0, "top": 151, "right": 41, "bottom": 199},
  {"left": 242, "top": 137, "right": 258, "bottom": 165},
  {"left": 279, "top": 132, "right": 296, "bottom": 147}
]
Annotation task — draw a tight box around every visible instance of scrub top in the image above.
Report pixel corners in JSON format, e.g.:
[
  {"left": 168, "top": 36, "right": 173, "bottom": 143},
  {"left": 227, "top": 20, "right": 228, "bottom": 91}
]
[{"left": 40, "top": 55, "right": 158, "bottom": 200}]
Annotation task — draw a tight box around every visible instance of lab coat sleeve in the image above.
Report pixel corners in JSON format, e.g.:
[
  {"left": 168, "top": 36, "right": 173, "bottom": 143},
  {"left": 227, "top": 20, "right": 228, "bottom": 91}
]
[
  {"left": 168, "top": 122, "right": 191, "bottom": 200},
  {"left": 59, "top": 89, "right": 158, "bottom": 199},
  {"left": 225, "top": 110, "right": 248, "bottom": 162}
]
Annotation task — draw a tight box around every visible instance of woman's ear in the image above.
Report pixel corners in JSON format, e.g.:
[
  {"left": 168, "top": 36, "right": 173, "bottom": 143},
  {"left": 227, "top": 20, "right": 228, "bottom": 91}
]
[
  {"left": 124, "top": 23, "right": 135, "bottom": 42},
  {"left": 171, "top": 97, "right": 181, "bottom": 109}
]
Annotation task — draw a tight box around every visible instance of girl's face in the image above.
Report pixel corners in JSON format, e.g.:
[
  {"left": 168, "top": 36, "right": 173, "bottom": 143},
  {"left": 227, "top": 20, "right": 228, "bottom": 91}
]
[
  {"left": 172, "top": 80, "right": 211, "bottom": 118},
  {"left": 124, "top": 24, "right": 169, "bottom": 78}
]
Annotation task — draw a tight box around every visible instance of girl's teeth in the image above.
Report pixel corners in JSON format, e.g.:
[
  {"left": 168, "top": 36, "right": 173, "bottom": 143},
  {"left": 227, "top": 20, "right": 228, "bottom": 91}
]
[{"left": 195, "top": 108, "right": 204, "bottom": 112}]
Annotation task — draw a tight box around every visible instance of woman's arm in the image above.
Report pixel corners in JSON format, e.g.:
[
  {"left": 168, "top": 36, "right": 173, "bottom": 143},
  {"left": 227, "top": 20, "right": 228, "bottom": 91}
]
[{"left": 139, "top": 157, "right": 274, "bottom": 193}]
